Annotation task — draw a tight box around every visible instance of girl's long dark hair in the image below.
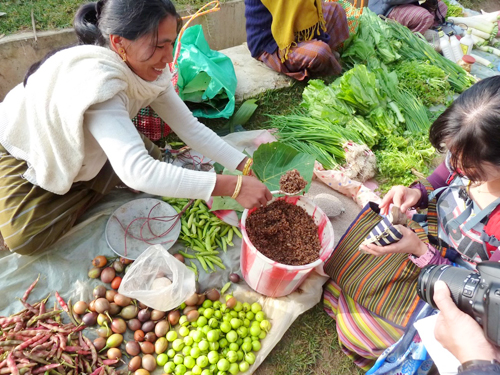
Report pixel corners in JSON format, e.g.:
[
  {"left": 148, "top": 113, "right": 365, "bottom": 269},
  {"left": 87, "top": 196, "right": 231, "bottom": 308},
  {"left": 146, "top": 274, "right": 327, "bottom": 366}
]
[
  {"left": 429, "top": 76, "right": 500, "bottom": 182},
  {"left": 24, "top": 0, "right": 181, "bottom": 86}
]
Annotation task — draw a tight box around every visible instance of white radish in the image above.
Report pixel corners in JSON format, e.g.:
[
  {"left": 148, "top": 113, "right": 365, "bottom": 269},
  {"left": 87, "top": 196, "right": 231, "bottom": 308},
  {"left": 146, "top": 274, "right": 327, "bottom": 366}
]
[
  {"left": 470, "top": 53, "right": 494, "bottom": 68},
  {"left": 471, "top": 34, "right": 487, "bottom": 46},
  {"left": 448, "top": 16, "right": 496, "bottom": 35},
  {"left": 470, "top": 28, "right": 491, "bottom": 40}
]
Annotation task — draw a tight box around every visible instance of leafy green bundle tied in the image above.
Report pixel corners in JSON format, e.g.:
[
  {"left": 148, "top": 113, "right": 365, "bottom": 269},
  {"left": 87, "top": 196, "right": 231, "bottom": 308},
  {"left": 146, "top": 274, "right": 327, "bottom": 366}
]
[{"left": 395, "top": 61, "right": 452, "bottom": 106}]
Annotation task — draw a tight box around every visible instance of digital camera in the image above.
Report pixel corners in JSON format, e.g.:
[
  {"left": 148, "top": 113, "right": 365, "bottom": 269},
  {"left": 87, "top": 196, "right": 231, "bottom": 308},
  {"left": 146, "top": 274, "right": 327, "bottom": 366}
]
[{"left": 417, "top": 261, "right": 500, "bottom": 346}]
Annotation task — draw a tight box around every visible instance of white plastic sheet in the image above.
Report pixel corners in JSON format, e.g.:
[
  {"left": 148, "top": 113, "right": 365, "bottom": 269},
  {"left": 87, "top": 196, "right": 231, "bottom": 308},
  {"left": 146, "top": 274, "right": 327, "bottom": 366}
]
[
  {"left": 0, "top": 189, "right": 335, "bottom": 373},
  {"left": 0, "top": 130, "right": 362, "bottom": 373}
]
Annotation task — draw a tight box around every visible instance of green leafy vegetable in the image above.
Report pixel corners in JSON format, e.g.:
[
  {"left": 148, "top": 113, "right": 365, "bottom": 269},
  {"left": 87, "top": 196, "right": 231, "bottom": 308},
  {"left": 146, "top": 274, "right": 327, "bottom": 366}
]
[
  {"left": 395, "top": 60, "right": 452, "bottom": 106},
  {"left": 252, "top": 142, "right": 315, "bottom": 192},
  {"left": 442, "top": 0, "right": 463, "bottom": 17}
]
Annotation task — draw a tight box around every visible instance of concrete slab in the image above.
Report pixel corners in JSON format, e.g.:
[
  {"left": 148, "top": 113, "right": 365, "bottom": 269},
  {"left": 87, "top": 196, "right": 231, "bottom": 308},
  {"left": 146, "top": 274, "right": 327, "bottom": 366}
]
[
  {"left": 0, "top": 0, "right": 247, "bottom": 101},
  {"left": 221, "top": 43, "right": 292, "bottom": 102}
]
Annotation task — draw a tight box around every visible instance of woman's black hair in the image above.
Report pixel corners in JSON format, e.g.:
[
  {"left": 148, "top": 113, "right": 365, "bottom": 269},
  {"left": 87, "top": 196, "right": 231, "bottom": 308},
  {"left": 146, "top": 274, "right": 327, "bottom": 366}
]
[
  {"left": 429, "top": 75, "right": 500, "bottom": 182},
  {"left": 73, "top": 0, "right": 182, "bottom": 47},
  {"left": 24, "top": 0, "right": 182, "bottom": 86}
]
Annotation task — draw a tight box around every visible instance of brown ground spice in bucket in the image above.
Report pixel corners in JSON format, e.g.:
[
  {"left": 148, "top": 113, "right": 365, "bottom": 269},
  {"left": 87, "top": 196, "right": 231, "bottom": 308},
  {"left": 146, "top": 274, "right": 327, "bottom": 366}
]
[
  {"left": 245, "top": 200, "right": 321, "bottom": 265},
  {"left": 279, "top": 169, "right": 307, "bottom": 194}
]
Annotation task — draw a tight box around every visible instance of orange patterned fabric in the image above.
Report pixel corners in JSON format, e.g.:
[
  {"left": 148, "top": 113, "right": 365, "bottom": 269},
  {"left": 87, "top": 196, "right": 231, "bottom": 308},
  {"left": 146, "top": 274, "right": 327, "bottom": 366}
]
[{"left": 326, "top": 0, "right": 362, "bottom": 35}]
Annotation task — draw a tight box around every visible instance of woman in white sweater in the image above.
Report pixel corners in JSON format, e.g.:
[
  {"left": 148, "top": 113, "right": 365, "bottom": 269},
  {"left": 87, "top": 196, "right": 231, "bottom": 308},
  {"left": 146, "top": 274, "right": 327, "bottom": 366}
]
[{"left": 0, "top": 0, "right": 272, "bottom": 255}]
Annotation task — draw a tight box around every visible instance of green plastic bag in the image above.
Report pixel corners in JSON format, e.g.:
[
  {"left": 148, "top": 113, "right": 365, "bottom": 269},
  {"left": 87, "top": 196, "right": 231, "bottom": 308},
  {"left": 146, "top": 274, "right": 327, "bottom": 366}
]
[{"left": 176, "top": 25, "right": 237, "bottom": 119}]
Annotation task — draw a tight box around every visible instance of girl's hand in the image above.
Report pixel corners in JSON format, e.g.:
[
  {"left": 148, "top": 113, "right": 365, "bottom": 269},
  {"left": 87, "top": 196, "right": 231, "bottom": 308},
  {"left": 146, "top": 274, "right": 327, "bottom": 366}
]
[
  {"left": 379, "top": 185, "right": 422, "bottom": 215},
  {"left": 236, "top": 176, "right": 272, "bottom": 209},
  {"left": 359, "top": 225, "right": 428, "bottom": 257}
]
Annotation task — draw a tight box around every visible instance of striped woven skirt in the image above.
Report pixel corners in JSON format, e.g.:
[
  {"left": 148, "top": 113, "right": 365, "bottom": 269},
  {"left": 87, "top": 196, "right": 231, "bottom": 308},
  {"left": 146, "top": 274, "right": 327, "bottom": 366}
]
[
  {"left": 387, "top": 1, "right": 448, "bottom": 34},
  {"left": 323, "top": 280, "right": 404, "bottom": 370},
  {"left": 0, "top": 136, "right": 161, "bottom": 255}
]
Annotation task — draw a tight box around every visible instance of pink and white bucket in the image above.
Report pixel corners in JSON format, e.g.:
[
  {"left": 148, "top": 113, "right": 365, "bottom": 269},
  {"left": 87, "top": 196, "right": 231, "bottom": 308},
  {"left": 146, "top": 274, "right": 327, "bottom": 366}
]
[{"left": 240, "top": 193, "right": 334, "bottom": 298}]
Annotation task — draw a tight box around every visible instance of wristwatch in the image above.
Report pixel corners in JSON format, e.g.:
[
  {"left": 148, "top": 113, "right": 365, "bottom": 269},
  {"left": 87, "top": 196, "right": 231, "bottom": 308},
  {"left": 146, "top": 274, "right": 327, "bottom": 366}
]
[{"left": 458, "top": 359, "right": 500, "bottom": 373}]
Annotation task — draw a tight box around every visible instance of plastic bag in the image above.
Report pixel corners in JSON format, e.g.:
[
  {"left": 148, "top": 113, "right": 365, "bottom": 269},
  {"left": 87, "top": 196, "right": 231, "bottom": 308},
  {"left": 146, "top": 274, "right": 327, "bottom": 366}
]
[
  {"left": 118, "top": 244, "right": 196, "bottom": 311},
  {"left": 176, "top": 25, "right": 237, "bottom": 119}
]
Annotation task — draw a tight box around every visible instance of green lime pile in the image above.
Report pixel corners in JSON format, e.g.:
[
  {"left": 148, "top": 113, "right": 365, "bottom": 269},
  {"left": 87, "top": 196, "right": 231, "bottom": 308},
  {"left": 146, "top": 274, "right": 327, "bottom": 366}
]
[{"left": 158, "top": 296, "right": 271, "bottom": 375}]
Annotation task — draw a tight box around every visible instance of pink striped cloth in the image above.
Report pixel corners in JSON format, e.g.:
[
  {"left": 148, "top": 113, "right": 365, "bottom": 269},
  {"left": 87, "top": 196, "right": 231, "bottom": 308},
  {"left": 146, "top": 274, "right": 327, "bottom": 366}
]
[
  {"left": 258, "top": 1, "right": 349, "bottom": 81},
  {"left": 387, "top": 1, "right": 448, "bottom": 34},
  {"left": 323, "top": 280, "right": 404, "bottom": 370}
]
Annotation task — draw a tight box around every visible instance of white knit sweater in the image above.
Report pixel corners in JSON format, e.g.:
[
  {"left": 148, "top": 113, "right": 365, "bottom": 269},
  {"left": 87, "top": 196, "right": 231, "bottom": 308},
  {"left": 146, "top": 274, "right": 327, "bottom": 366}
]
[{"left": 0, "top": 45, "right": 245, "bottom": 200}]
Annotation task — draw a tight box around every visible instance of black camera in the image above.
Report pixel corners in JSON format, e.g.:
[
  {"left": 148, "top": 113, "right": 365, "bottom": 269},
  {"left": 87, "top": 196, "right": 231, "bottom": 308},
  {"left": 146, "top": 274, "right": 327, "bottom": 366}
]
[{"left": 417, "top": 261, "right": 500, "bottom": 346}]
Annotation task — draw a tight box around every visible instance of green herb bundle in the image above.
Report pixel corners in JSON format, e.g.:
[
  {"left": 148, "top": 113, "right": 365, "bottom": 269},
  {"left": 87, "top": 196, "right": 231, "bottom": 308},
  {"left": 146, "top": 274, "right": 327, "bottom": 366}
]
[{"left": 394, "top": 61, "right": 452, "bottom": 106}]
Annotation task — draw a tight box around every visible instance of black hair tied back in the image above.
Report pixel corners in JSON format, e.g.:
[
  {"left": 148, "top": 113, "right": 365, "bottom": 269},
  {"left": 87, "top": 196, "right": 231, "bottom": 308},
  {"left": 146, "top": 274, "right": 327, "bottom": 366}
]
[
  {"left": 95, "top": 0, "right": 106, "bottom": 22},
  {"left": 73, "top": 2, "right": 106, "bottom": 46}
]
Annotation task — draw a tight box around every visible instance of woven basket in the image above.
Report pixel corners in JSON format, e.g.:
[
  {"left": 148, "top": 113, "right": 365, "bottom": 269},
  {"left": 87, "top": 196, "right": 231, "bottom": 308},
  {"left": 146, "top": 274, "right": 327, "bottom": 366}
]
[
  {"left": 327, "top": 0, "right": 363, "bottom": 35},
  {"left": 132, "top": 107, "right": 171, "bottom": 141}
]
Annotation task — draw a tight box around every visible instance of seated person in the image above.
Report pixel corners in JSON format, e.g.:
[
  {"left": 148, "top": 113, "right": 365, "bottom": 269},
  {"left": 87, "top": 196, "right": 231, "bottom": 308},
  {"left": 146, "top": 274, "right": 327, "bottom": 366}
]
[
  {"left": 323, "top": 75, "right": 500, "bottom": 370},
  {"left": 244, "top": 0, "right": 350, "bottom": 81},
  {"left": 368, "top": 0, "right": 447, "bottom": 34}
]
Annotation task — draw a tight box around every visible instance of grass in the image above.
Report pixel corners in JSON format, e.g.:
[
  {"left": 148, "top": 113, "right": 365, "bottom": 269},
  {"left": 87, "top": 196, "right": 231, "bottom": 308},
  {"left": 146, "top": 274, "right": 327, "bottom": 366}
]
[
  {"left": 0, "top": 0, "right": 228, "bottom": 36},
  {"left": 253, "top": 304, "right": 363, "bottom": 375},
  {"left": 0, "top": 0, "right": 496, "bottom": 36}
]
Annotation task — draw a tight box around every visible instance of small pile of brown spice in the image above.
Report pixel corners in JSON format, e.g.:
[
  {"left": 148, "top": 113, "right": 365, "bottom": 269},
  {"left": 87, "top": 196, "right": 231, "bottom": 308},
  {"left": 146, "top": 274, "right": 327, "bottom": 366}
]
[
  {"left": 279, "top": 169, "right": 307, "bottom": 194},
  {"left": 245, "top": 200, "right": 320, "bottom": 266}
]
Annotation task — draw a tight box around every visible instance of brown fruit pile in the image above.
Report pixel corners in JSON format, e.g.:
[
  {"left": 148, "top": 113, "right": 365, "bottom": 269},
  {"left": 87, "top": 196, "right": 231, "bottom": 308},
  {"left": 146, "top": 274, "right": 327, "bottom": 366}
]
[
  {"left": 245, "top": 200, "right": 320, "bottom": 265},
  {"left": 279, "top": 169, "right": 307, "bottom": 194}
]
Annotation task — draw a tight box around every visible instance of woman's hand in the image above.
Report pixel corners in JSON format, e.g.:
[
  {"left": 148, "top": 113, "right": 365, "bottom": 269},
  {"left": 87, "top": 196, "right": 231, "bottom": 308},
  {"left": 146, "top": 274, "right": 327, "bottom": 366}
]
[
  {"left": 236, "top": 176, "right": 272, "bottom": 209},
  {"left": 359, "top": 225, "right": 428, "bottom": 257},
  {"left": 379, "top": 185, "right": 422, "bottom": 216},
  {"left": 433, "top": 281, "right": 500, "bottom": 363},
  {"left": 213, "top": 174, "right": 272, "bottom": 209},
  {"left": 236, "top": 157, "right": 255, "bottom": 176}
]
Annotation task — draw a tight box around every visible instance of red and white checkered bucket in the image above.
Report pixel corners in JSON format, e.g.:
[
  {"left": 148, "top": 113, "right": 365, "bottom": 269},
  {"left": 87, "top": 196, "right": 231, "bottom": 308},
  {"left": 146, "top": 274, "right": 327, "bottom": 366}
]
[{"left": 240, "top": 193, "right": 334, "bottom": 298}]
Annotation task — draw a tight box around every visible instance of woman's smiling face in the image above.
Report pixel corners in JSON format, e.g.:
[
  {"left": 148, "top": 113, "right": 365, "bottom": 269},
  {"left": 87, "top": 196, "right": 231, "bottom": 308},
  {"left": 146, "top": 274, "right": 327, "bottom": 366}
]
[{"left": 115, "top": 15, "right": 178, "bottom": 81}]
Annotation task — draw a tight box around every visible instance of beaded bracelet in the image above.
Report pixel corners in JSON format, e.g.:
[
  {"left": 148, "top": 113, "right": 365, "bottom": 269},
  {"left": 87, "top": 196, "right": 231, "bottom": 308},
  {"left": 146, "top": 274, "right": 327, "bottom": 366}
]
[
  {"left": 242, "top": 158, "right": 253, "bottom": 176},
  {"left": 231, "top": 175, "right": 243, "bottom": 199}
]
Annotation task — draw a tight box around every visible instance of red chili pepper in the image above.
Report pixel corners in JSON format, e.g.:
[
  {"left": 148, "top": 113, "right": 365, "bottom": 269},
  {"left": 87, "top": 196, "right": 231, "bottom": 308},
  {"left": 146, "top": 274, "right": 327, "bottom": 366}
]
[
  {"left": 22, "top": 275, "right": 40, "bottom": 303},
  {"left": 32, "top": 363, "right": 62, "bottom": 374},
  {"left": 54, "top": 292, "right": 69, "bottom": 313},
  {"left": 17, "top": 299, "right": 38, "bottom": 315},
  {"left": 0, "top": 363, "right": 37, "bottom": 374},
  {"left": 0, "top": 317, "right": 23, "bottom": 328},
  {"left": 56, "top": 333, "right": 66, "bottom": 351},
  {"left": 28, "top": 334, "right": 50, "bottom": 348},
  {"left": 6, "top": 352, "right": 18, "bottom": 375},
  {"left": 101, "top": 359, "right": 119, "bottom": 366},
  {"left": 82, "top": 336, "right": 97, "bottom": 368},
  {"left": 64, "top": 346, "right": 83, "bottom": 352},
  {"left": 89, "top": 366, "right": 103, "bottom": 375},
  {"left": 74, "top": 353, "right": 79, "bottom": 375},
  {"left": 39, "top": 301, "right": 45, "bottom": 316},
  {"left": 12, "top": 334, "right": 43, "bottom": 352}
]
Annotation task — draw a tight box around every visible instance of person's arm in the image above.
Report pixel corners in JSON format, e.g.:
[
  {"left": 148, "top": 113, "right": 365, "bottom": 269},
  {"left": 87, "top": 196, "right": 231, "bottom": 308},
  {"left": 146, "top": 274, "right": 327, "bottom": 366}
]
[
  {"left": 84, "top": 94, "right": 218, "bottom": 200},
  {"left": 412, "top": 161, "right": 450, "bottom": 209},
  {"left": 84, "top": 94, "right": 272, "bottom": 207},
  {"left": 149, "top": 85, "right": 246, "bottom": 173},
  {"left": 433, "top": 281, "right": 500, "bottom": 374}
]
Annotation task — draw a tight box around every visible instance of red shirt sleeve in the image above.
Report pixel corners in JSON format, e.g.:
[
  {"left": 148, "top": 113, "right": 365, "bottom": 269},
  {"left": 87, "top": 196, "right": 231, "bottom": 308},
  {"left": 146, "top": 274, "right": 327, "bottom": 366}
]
[{"left": 484, "top": 205, "right": 500, "bottom": 261}]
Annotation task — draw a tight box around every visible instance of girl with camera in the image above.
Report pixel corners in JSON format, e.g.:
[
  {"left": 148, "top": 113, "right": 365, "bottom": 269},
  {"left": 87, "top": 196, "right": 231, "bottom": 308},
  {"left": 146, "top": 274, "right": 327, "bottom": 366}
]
[{"left": 324, "top": 76, "right": 500, "bottom": 372}]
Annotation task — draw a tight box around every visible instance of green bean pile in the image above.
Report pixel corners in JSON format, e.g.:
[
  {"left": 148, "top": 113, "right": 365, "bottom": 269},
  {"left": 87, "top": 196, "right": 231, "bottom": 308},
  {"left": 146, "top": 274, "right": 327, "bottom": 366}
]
[{"left": 162, "top": 198, "right": 242, "bottom": 276}]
